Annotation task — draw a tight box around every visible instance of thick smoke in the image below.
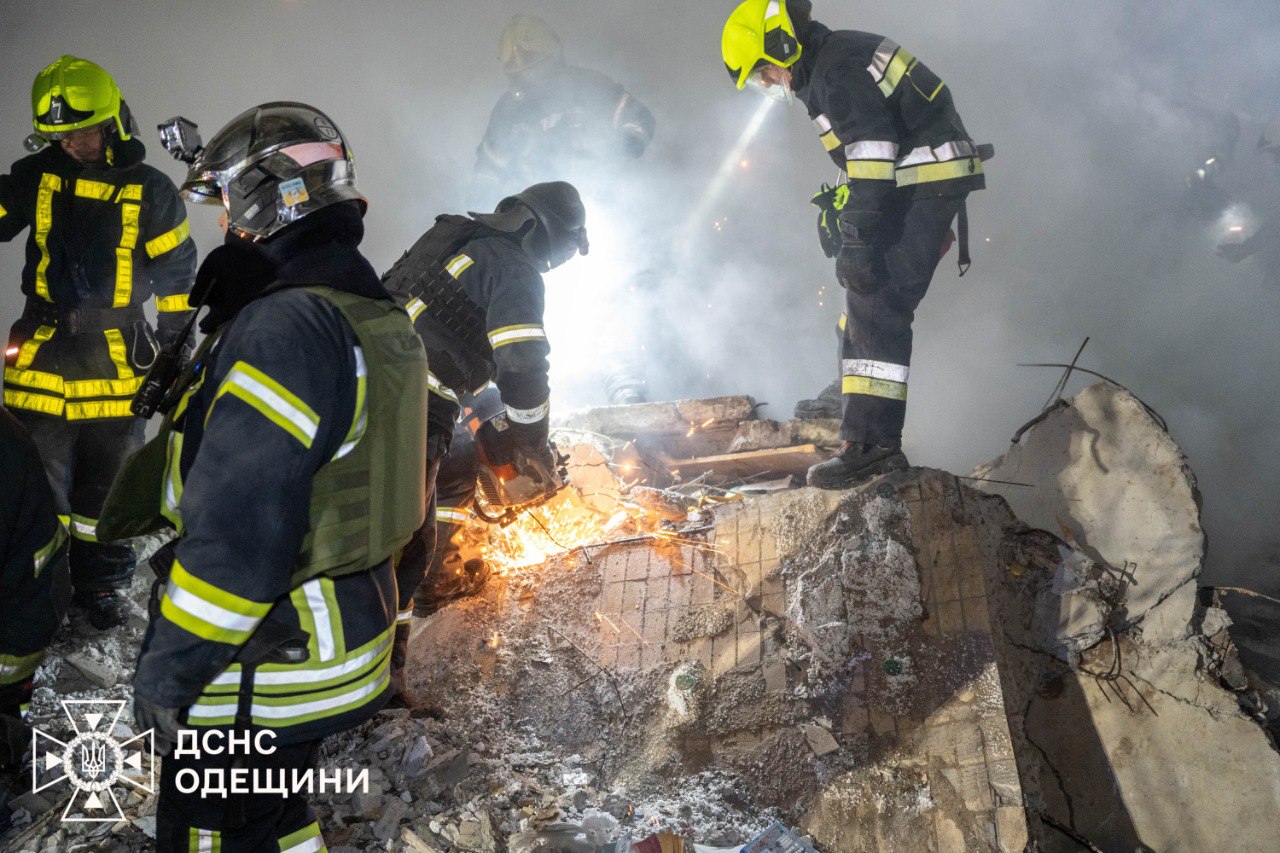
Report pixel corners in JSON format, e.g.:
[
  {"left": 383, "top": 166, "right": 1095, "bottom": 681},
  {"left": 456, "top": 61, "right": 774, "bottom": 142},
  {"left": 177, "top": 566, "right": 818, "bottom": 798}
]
[{"left": 2, "top": 0, "right": 1277, "bottom": 588}]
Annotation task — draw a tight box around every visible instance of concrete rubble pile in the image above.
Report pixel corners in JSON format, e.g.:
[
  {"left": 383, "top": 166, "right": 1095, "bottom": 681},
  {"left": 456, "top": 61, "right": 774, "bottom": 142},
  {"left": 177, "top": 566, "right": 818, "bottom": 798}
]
[{"left": 5, "top": 382, "right": 1280, "bottom": 852}]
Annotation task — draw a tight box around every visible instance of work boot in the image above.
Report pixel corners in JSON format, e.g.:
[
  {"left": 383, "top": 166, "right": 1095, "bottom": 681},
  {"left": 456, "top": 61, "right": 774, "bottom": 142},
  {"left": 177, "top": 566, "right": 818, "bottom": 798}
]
[
  {"left": 794, "top": 379, "right": 842, "bottom": 420},
  {"left": 71, "top": 589, "right": 130, "bottom": 630},
  {"left": 413, "top": 559, "right": 492, "bottom": 618},
  {"left": 806, "top": 441, "right": 908, "bottom": 490}
]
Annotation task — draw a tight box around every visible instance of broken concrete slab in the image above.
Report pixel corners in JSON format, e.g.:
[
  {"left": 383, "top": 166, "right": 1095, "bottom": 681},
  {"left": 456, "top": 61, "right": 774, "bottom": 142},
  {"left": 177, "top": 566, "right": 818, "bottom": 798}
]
[
  {"left": 972, "top": 382, "right": 1205, "bottom": 644},
  {"left": 727, "top": 419, "right": 842, "bottom": 454}
]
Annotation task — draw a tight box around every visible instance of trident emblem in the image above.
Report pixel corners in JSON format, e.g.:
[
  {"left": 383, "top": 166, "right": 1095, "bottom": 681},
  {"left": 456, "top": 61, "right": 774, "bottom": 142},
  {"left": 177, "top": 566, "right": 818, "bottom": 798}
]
[{"left": 79, "top": 739, "right": 107, "bottom": 777}]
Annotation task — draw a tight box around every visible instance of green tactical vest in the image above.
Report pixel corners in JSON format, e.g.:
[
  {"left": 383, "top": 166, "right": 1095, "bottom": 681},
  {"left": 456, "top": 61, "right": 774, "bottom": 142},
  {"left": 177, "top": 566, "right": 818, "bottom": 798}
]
[{"left": 99, "top": 286, "right": 428, "bottom": 585}]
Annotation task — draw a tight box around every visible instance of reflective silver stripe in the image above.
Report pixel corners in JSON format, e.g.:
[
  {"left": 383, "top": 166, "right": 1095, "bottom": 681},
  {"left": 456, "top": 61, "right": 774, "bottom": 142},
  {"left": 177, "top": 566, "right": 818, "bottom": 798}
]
[
  {"left": 406, "top": 297, "right": 426, "bottom": 322},
  {"left": 814, "top": 114, "right": 833, "bottom": 134},
  {"left": 334, "top": 347, "right": 367, "bottom": 461},
  {"left": 280, "top": 834, "right": 324, "bottom": 853},
  {"left": 843, "top": 359, "right": 909, "bottom": 384},
  {"left": 436, "top": 507, "right": 472, "bottom": 525},
  {"left": 165, "top": 584, "right": 260, "bottom": 634},
  {"left": 766, "top": 0, "right": 781, "bottom": 17},
  {"left": 488, "top": 325, "right": 547, "bottom": 347},
  {"left": 426, "top": 372, "right": 459, "bottom": 404},
  {"left": 396, "top": 608, "right": 413, "bottom": 625},
  {"left": 209, "top": 633, "right": 392, "bottom": 688},
  {"left": 303, "top": 580, "right": 336, "bottom": 663},
  {"left": 506, "top": 400, "right": 550, "bottom": 424},
  {"left": 195, "top": 829, "right": 216, "bottom": 853},
  {"left": 222, "top": 369, "right": 319, "bottom": 443},
  {"left": 845, "top": 141, "right": 899, "bottom": 161},
  {"left": 188, "top": 671, "right": 388, "bottom": 722},
  {"left": 896, "top": 141, "right": 976, "bottom": 168},
  {"left": 867, "top": 37, "right": 901, "bottom": 83},
  {"left": 446, "top": 254, "right": 474, "bottom": 278}
]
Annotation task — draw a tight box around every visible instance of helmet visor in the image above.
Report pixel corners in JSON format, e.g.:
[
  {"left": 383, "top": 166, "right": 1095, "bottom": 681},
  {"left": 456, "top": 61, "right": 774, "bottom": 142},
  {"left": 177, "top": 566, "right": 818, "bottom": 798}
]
[{"left": 744, "top": 66, "right": 794, "bottom": 104}]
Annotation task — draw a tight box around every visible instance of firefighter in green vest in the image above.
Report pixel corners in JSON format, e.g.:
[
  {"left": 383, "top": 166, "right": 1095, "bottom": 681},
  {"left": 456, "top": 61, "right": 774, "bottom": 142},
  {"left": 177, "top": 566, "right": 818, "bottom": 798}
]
[{"left": 122, "top": 102, "right": 427, "bottom": 852}]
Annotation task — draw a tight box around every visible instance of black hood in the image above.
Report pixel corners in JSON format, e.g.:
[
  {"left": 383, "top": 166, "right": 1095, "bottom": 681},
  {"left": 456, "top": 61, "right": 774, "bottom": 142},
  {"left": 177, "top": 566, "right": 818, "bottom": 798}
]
[
  {"left": 196, "top": 201, "right": 389, "bottom": 332},
  {"left": 791, "top": 20, "right": 832, "bottom": 99}
]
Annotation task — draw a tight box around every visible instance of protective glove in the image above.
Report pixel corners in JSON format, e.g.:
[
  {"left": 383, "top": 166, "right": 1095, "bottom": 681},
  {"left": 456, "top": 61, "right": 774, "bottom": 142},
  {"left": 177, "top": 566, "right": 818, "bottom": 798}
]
[
  {"left": 132, "top": 694, "right": 184, "bottom": 758},
  {"left": 836, "top": 217, "right": 880, "bottom": 294},
  {"left": 811, "top": 183, "right": 849, "bottom": 259},
  {"left": 156, "top": 311, "right": 197, "bottom": 365}
]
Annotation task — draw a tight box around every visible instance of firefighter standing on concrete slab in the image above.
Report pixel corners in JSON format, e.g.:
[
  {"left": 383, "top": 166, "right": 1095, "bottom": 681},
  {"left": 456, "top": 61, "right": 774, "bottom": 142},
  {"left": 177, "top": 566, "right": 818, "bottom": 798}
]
[
  {"left": 381, "top": 182, "right": 588, "bottom": 699},
  {"left": 0, "top": 408, "right": 64, "bottom": 770},
  {"left": 114, "top": 103, "right": 427, "bottom": 850},
  {"left": 0, "top": 56, "right": 196, "bottom": 628},
  {"left": 723, "top": 1, "right": 986, "bottom": 489},
  {"left": 472, "top": 15, "right": 656, "bottom": 207}
]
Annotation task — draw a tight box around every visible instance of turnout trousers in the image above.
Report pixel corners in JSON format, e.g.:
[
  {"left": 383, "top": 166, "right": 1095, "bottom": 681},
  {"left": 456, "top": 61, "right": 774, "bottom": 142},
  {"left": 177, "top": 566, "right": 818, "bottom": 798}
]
[
  {"left": 13, "top": 410, "right": 143, "bottom": 591},
  {"left": 155, "top": 735, "right": 324, "bottom": 853},
  {"left": 839, "top": 193, "right": 967, "bottom": 444}
]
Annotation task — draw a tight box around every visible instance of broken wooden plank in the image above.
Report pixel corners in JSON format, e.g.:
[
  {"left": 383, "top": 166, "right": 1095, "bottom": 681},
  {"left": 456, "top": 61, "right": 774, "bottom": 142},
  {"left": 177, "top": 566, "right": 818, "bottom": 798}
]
[{"left": 663, "top": 444, "right": 826, "bottom": 482}]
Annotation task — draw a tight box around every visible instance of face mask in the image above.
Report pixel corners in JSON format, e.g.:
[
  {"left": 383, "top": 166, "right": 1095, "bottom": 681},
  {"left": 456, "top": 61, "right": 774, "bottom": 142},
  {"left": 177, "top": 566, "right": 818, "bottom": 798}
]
[{"left": 745, "top": 67, "right": 794, "bottom": 104}]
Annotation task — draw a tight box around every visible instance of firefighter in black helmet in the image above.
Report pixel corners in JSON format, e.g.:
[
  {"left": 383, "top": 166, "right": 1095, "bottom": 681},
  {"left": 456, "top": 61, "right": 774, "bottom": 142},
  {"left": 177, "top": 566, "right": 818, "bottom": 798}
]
[
  {"left": 723, "top": 1, "right": 987, "bottom": 489},
  {"left": 381, "top": 181, "right": 588, "bottom": 705},
  {"left": 0, "top": 56, "right": 196, "bottom": 628},
  {"left": 472, "top": 15, "right": 656, "bottom": 207},
  {"left": 112, "top": 102, "right": 427, "bottom": 851}
]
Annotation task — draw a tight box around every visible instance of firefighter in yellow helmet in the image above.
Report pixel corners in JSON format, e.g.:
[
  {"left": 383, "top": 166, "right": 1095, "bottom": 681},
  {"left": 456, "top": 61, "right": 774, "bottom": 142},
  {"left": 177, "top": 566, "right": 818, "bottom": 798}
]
[
  {"left": 472, "top": 14, "right": 656, "bottom": 206},
  {"left": 723, "top": 0, "right": 986, "bottom": 489},
  {"left": 0, "top": 56, "right": 196, "bottom": 628}
]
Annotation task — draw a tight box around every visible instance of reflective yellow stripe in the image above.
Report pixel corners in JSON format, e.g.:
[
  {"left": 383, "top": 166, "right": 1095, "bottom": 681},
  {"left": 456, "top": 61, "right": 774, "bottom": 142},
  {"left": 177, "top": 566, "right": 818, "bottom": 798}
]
[
  {"left": 842, "top": 375, "right": 908, "bottom": 401},
  {"left": 3, "top": 389, "right": 64, "bottom": 416},
  {"left": 115, "top": 203, "right": 140, "bottom": 306},
  {"left": 896, "top": 157, "right": 983, "bottom": 188},
  {"left": 145, "top": 219, "right": 190, "bottom": 258},
  {"left": 14, "top": 325, "right": 55, "bottom": 370},
  {"left": 0, "top": 650, "right": 46, "bottom": 685},
  {"left": 64, "top": 376, "right": 143, "bottom": 398},
  {"left": 155, "top": 293, "right": 191, "bottom": 312},
  {"left": 426, "top": 371, "right": 458, "bottom": 404},
  {"left": 66, "top": 399, "right": 133, "bottom": 420},
  {"left": 820, "top": 130, "right": 842, "bottom": 152},
  {"left": 116, "top": 184, "right": 143, "bottom": 202},
  {"left": 488, "top": 323, "right": 547, "bottom": 348},
  {"left": 4, "top": 367, "right": 63, "bottom": 394},
  {"left": 847, "top": 160, "right": 897, "bottom": 181},
  {"left": 838, "top": 313, "right": 847, "bottom": 332},
  {"left": 34, "top": 174, "right": 61, "bottom": 301},
  {"left": 879, "top": 51, "right": 916, "bottom": 97},
  {"left": 103, "top": 329, "right": 135, "bottom": 380},
  {"left": 277, "top": 821, "right": 325, "bottom": 853},
  {"left": 0, "top": 200, "right": 7, "bottom": 219},
  {"left": 213, "top": 361, "right": 320, "bottom": 448},
  {"left": 406, "top": 297, "right": 426, "bottom": 322},
  {"left": 445, "top": 254, "right": 474, "bottom": 278},
  {"left": 74, "top": 178, "right": 115, "bottom": 201},
  {"left": 33, "top": 524, "right": 67, "bottom": 577}
]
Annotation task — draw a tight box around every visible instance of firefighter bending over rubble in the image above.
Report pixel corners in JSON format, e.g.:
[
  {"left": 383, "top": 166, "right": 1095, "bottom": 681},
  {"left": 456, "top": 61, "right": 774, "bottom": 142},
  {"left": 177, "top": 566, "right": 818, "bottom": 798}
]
[
  {"left": 381, "top": 182, "right": 589, "bottom": 705},
  {"left": 100, "top": 103, "right": 427, "bottom": 850},
  {"left": 723, "top": 0, "right": 987, "bottom": 488}
]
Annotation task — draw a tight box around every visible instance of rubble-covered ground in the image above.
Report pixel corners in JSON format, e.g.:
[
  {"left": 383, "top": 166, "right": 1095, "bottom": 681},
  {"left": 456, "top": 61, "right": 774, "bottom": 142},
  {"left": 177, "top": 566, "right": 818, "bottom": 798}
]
[{"left": 5, "top": 383, "right": 1280, "bottom": 852}]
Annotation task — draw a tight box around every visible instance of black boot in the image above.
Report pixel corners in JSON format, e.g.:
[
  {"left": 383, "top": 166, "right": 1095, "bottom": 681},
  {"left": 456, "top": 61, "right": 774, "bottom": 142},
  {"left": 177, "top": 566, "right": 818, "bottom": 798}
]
[
  {"left": 413, "top": 559, "right": 492, "bottom": 618},
  {"left": 806, "top": 441, "right": 908, "bottom": 490},
  {"left": 794, "top": 379, "right": 842, "bottom": 420},
  {"left": 71, "top": 589, "right": 130, "bottom": 630}
]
